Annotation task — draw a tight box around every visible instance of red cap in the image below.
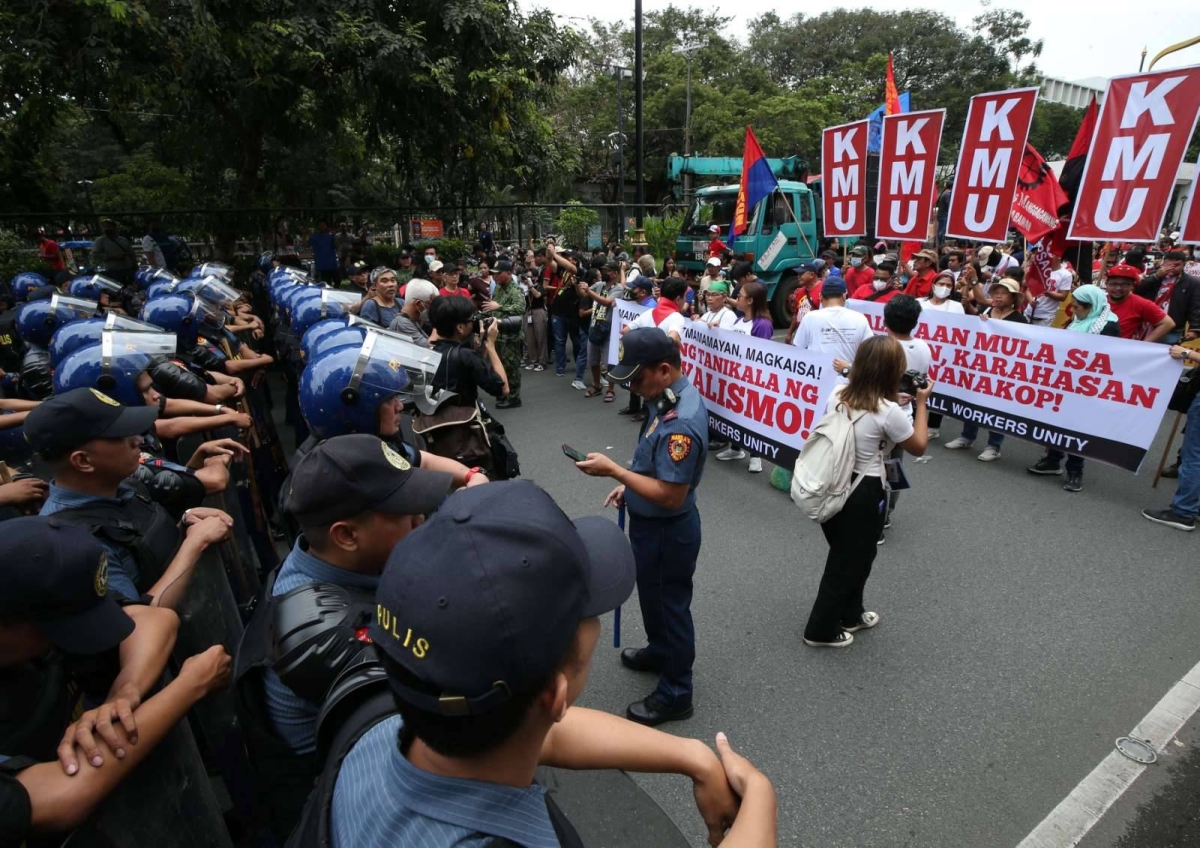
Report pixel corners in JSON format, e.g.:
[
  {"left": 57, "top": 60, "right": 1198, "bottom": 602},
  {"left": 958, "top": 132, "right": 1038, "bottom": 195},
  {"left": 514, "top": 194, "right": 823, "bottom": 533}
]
[{"left": 1106, "top": 262, "right": 1142, "bottom": 282}]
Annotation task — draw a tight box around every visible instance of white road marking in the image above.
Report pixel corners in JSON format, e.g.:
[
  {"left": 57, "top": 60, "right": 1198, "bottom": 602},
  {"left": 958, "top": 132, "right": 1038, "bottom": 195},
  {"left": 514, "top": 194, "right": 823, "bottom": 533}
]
[{"left": 1016, "top": 659, "right": 1200, "bottom": 848}]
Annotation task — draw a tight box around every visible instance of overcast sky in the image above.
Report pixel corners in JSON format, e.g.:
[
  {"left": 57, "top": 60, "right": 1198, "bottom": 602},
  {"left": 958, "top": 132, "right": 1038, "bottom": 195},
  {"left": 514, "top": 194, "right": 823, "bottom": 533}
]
[{"left": 529, "top": 0, "right": 1200, "bottom": 83}]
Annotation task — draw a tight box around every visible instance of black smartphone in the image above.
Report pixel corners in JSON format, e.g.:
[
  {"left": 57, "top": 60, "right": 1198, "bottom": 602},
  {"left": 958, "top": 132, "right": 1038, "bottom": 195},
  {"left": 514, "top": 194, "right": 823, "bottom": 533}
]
[{"left": 562, "top": 444, "right": 588, "bottom": 462}]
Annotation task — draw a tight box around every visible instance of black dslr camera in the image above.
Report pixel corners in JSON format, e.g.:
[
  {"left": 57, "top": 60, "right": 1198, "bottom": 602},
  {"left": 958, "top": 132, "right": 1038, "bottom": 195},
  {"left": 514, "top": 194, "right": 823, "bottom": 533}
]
[
  {"left": 899, "top": 369, "right": 929, "bottom": 397},
  {"left": 472, "top": 312, "right": 524, "bottom": 337}
]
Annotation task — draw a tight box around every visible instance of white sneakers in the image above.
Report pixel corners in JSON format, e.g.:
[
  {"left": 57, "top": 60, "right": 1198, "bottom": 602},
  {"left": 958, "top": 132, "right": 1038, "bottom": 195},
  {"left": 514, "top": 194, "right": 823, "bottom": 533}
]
[
  {"left": 928, "top": 428, "right": 940, "bottom": 440},
  {"left": 716, "top": 447, "right": 747, "bottom": 461},
  {"left": 945, "top": 436, "right": 1000, "bottom": 462},
  {"left": 570, "top": 380, "right": 586, "bottom": 391},
  {"left": 978, "top": 447, "right": 1001, "bottom": 462},
  {"left": 944, "top": 437, "right": 973, "bottom": 450},
  {"left": 748, "top": 457, "right": 763, "bottom": 473}
]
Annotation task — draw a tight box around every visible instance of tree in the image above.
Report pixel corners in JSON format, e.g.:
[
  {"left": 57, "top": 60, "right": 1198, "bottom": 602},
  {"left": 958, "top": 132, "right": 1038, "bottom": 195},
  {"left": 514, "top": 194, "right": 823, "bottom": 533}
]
[{"left": 1028, "top": 101, "right": 1086, "bottom": 160}]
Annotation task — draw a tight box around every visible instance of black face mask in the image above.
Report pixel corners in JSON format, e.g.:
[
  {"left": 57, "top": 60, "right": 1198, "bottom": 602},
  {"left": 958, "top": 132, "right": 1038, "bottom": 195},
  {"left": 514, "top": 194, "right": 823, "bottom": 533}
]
[{"left": 63, "top": 645, "right": 122, "bottom": 700}]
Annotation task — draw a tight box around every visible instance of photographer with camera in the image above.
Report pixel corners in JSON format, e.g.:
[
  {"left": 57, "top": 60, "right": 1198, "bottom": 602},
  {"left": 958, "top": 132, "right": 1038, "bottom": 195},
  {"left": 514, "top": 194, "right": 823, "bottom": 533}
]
[{"left": 802, "top": 335, "right": 934, "bottom": 649}]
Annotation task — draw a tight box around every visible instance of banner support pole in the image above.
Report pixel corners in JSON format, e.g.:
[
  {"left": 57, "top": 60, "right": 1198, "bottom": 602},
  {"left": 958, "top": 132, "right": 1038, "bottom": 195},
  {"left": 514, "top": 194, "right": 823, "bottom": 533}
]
[{"left": 1152, "top": 412, "right": 1183, "bottom": 488}]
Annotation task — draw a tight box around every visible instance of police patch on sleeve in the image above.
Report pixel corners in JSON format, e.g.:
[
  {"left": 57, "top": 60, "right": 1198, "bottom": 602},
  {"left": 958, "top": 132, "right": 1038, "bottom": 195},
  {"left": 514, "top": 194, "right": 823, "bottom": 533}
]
[
  {"left": 667, "top": 434, "right": 692, "bottom": 463},
  {"left": 381, "top": 441, "right": 411, "bottom": 471},
  {"left": 95, "top": 551, "right": 109, "bottom": 597}
]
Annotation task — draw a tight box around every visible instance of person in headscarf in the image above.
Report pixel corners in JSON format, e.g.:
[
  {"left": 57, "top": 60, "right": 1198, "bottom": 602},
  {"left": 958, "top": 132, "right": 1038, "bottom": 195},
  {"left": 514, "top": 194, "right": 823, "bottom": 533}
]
[{"left": 1027, "top": 284, "right": 1118, "bottom": 492}]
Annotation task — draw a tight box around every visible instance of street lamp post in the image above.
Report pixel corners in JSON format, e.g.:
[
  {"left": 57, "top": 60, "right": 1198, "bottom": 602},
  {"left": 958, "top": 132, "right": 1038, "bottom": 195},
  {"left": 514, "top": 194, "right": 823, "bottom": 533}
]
[
  {"left": 611, "top": 67, "right": 633, "bottom": 243},
  {"left": 674, "top": 41, "right": 703, "bottom": 206},
  {"left": 634, "top": 0, "right": 644, "bottom": 233}
]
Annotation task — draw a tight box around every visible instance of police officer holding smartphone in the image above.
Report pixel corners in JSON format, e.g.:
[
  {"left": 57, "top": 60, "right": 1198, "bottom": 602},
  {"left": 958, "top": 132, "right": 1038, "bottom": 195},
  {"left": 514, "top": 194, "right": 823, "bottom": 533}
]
[{"left": 574, "top": 327, "right": 707, "bottom": 726}]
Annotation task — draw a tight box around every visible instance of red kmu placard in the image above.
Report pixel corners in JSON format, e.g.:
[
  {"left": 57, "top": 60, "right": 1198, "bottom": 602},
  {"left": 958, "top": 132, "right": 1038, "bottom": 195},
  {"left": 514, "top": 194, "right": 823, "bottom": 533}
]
[
  {"left": 1068, "top": 65, "right": 1200, "bottom": 242},
  {"left": 821, "top": 119, "right": 869, "bottom": 238},
  {"left": 947, "top": 88, "right": 1039, "bottom": 242},
  {"left": 1179, "top": 153, "right": 1200, "bottom": 246},
  {"left": 875, "top": 109, "right": 945, "bottom": 241}
]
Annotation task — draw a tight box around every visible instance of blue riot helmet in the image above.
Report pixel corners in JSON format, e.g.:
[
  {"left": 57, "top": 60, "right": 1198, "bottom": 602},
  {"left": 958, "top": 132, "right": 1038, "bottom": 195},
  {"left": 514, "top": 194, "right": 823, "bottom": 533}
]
[
  {"left": 257, "top": 252, "right": 274, "bottom": 273},
  {"left": 299, "top": 330, "right": 441, "bottom": 439},
  {"left": 16, "top": 295, "right": 99, "bottom": 348},
  {"left": 49, "top": 317, "right": 106, "bottom": 368},
  {"left": 143, "top": 291, "right": 206, "bottom": 345},
  {"left": 134, "top": 267, "right": 153, "bottom": 288},
  {"left": 300, "top": 317, "right": 350, "bottom": 362},
  {"left": 12, "top": 272, "right": 49, "bottom": 302},
  {"left": 104, "top": 313, "right": 163, "bottom": 332},
  {"left": 305, "top": 325, "right": 367, "bottom": 362},
  {"left": 279, "top": 284, "right": 317, "bottom": 323},
  {"left": 291, "top": 289, "right": 358, "bottom": 336},
  {"left": 0, "top": 415, "right": 33, "bottom": 465},
  {"left": 141, "top": 268, "right": 179, "bottom": 292},
  {"left": 191, "top": 262, "right": 232, "bottom": 281},
  {"left": 172, "top": 277, "right": 203, "bottom": 296},
  {"left": 193, "top": 275, "right": 241, "bottom": 310},
  {"left": 68, "top": 274, "right": 124, "bottom": 302},
  {"left": 54, "top": 331, "right": 178, "bottom": 407}
]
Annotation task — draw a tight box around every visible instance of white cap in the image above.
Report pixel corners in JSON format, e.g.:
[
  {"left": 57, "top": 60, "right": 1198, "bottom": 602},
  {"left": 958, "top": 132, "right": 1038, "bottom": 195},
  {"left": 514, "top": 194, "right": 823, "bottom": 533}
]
[
  {"left": 428, "top": 260, "right": 444, "bottom": 273},
  {"left": 708, "top": 225, "right": 721, "bottom": 234},
  {"left": 707, "top": 256, "right": 721, "bottom": 266},
  {"left": 1170, "top": 231, "right": 1181, "bottom": 240}
]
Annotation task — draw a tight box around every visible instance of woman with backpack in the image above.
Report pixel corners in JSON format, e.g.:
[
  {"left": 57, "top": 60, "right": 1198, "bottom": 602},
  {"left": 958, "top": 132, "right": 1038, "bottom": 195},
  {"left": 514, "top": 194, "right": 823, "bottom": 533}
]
[{"left": 801, "top": 335, "right": 933, "bottom": 648}]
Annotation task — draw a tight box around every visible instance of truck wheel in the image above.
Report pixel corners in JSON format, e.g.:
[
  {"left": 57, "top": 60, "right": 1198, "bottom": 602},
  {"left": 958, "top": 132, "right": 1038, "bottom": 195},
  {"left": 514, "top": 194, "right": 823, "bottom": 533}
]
[{"left": 771, "top": 274, "right": 799, "bottom": 328}]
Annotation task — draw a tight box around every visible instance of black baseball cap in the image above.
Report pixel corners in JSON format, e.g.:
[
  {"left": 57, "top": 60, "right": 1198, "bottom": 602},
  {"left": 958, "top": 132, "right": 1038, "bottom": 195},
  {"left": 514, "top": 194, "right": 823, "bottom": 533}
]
[
  {"left": 284, "top": 434, "right": 454, "bottom": 525},
  {"left": 495, "top": 260, "right": 513, "bottom": 273},
  {"left": 607, "top": 327, "right": 677, "bottom": 383},
  {"left": 2, "top": 516, "right": 134, "bottom": 654},
  {"left": 25, "top": 388, "right": 158, "bottom": 457},
  {"left": 371, "top": 480, "right": 634, "bottom": 716},
  {"left": 348, "top": 260, "right": 369, "bottom": 276}
]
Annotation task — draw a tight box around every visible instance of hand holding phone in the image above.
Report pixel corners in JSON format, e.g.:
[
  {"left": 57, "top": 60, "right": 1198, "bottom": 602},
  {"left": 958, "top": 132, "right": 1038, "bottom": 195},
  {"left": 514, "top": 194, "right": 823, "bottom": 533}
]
[{"left": 562, "top": 444, "right": 588, "bottom": 462}]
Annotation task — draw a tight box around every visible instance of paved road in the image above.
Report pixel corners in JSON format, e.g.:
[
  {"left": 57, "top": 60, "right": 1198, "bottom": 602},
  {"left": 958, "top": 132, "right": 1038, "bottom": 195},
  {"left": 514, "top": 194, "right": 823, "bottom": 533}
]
[{"left": 493, "top": 364, "right": 1199, "bottom": 848}]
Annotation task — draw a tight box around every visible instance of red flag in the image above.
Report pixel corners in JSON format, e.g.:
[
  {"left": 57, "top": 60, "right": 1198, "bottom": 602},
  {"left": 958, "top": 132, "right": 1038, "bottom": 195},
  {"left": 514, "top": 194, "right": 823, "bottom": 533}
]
[
  {"left": 1011, "top": 143, "right": 1069, "bottom": 242},
  {"left": 885, "top": 54, "right": 901, "bottom": 116},
  {"left": 730, "top": 126, "right": 780, "bottom": 241},
  {"left": 1024, "top": 245, "right": 1056, "bottom": 299},
  {"left": 1068, "top": 67, "right": 1200, "bottom": 241},
  {"left": 1058, "top": 97, "right": 1098, "bottom": 210}
]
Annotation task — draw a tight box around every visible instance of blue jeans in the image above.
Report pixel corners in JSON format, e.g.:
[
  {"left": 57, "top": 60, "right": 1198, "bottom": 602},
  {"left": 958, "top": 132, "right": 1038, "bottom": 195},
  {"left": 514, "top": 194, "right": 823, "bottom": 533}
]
[
  {"left": 1045, "top": 450, "right": 1084, "bottom": 475},
  {"left": 961, "top": 422, "right": 1005, "bottom": 449},
  {"left": 551, "top": 315, "right": 587, "bottom": 379},
  {"left": 629, "top": 508, "right": 701, "bottom": 707},
  {"left": 1170, "top": 393, "right": 1200, "bottom": 519}
]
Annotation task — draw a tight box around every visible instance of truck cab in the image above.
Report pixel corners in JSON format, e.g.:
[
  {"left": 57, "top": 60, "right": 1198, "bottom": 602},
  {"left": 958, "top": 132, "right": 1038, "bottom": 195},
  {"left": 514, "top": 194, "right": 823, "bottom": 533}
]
[{"left": 675, "top": 180, "right": 822, "bottom": 326}]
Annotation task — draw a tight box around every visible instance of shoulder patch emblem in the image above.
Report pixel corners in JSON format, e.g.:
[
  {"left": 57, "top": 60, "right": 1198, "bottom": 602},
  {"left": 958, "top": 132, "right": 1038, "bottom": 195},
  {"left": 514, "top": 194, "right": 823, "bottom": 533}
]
[
  {"left": 382, "top": 441, "right": 411, "bottom": 471},
  {"left": 667, "top": 434, "right": 692, "bottom": 463},
  {"left": 94, "top": 552, "right": 109, "bottom": 597},
  {"left": 90, "top": 388, "right": 121, "bottom": 407}
]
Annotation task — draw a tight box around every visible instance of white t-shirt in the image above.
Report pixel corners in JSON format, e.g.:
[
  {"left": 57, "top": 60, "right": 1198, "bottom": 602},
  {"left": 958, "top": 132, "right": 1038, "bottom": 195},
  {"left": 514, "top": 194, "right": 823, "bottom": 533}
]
[
  {"left": 917, "top": 298, "right": 965, "bottom": 314},
  {"left": 632, "top": 306, "right": 687, "bottom": 338},
  {"left": 699, "top": 308, "right": 737, "bottom": 330},
  {"left": 1027, "top": 268, "right": 1072, "bottom": 321},
  {"left": 827, "top": 385, "right": 914, "bottom": 478},
  {"left": 792, "top": 305, "right": 871, "bottom": 361},
  {"left": 896, "top": 337, "right": 932, "bottom": 420},
  {"left": 141, "top": 234, "right": 165, "bottom": 267}
]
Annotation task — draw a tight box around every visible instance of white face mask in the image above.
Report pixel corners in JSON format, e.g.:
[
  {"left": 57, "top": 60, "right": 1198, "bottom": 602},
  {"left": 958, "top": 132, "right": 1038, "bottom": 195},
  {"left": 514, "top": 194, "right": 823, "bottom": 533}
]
[
  {"left": 872, "top": 279, "right": 888, "bottom": 291},
  {"left": 933, "top": 285, "right": 952, "bottom": 300},
  {"left": 850, "top": 257, "right": 863, "bottom": 267}
]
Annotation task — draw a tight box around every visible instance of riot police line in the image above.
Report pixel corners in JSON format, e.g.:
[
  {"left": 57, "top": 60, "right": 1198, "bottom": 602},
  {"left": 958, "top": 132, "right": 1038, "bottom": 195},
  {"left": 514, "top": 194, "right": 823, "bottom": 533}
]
[{"left": 1, "top": 257, "right": 780, "bottom": 847}]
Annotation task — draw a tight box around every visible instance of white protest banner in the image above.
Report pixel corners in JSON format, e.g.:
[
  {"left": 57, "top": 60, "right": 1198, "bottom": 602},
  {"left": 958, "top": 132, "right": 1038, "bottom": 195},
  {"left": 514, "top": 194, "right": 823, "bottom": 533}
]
[
  {"left": 607, "top": 300, "right": 839, "bottom": 467},
  {"left": 848, "top": 301, "right": 1181, "bottom": 471},
  {"left": 607, "top": 299, "right": 651, "bottom": 365}
]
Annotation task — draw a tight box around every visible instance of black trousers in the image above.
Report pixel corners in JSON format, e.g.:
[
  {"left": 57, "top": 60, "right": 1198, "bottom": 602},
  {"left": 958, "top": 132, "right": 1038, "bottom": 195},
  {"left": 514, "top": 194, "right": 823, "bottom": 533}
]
[{"left": 804, "top": 476, "right": 886, "bottom": 642}]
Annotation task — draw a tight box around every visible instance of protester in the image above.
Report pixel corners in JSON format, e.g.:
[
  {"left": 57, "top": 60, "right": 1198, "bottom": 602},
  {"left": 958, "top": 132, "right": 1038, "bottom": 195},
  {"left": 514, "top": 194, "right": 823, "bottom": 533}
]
[
  {"left": 522, "top": 261, "right": 549, "bottom": 371},
  {"left": 699, "top": 256, "right": 723, "bottom": 293},
  {"left": 1025, "top": 253, "right": 1073, "bottom": 326},
  {"left": 1026, "top": 285, "right": 1118, "bottom": 492},
  {"left": 783, "top": 263, "right": 823, "bottom": 345},
  {"left": 1105, "top": 263, "right": 1175, "bottom": 342},
  {"left": 1142, "top": 344, "right": 1200, "bottom": 531},
  {"left": 627, "top": 276, "right": 688, "bottom": 346},
  {"left": 843, "top": 245, "right": 874, "bottom": 292},
  {"left": 850, "top": 260, "right": 901, "bottom": 303},
  {"left": 37, "top": 233, "right": 67, "bottom": 273},
  {"left": 699, "top": 281, "right": 737, "bottom": 330},
  {"left": 387, "top": 279, "right": 438, "bottom": 347},
  {"left": 803, "top": 336, "right": 932, "bottom": 648},
  {"left": 308, "top": 220, "right": 339, "bottom": 284},
  {"left": 427, "top": 294, "right": 509, "bottom": 408},
  {"left": 358, "top": 268, "right": 401, "bottom": 326},
  {"left": 791, "top": 277, "right": 871, "bottom": 364},
  {"left": 581, "top": 260, "right": 625, "bottom": 400},
  {"left": 917, "top": 272, "right": 965, "bottom": 314},
  {"left": 904, "top": 249, "right": 939, "bottom": 298}
]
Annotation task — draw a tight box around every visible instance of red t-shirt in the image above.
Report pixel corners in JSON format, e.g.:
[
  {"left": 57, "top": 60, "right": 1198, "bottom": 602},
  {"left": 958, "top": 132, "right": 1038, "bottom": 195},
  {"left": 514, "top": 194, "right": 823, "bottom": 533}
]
[
  {"left": 708, "top": 238, "right": 728, "bottom": 257},
  {"left": 1107, "top": 293, "right": 1166, "bottom": 340},
  {"left": 844, "top": 265, "right": 874, "bottom": 291},
  {"left": 39, "top": 239, "right": 65, "bottom": 271},
  {"left": 794, "top": 281, "right": 823, "bottom": 316},
  {"left": 904, "top": 269, "right": 936, "bottom": 299},
  {"left": 438, "top": 287, "right": 471, "bottom": 299},
  {"left": 851, "top": 284, "right": 899, "bottom": 303}
]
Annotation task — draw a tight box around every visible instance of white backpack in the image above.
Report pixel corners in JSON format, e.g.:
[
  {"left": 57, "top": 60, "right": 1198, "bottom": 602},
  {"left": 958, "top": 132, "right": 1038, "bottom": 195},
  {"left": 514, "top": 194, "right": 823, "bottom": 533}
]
[{"left": 790, "top": 402, "right": 869, "bottom": 523}]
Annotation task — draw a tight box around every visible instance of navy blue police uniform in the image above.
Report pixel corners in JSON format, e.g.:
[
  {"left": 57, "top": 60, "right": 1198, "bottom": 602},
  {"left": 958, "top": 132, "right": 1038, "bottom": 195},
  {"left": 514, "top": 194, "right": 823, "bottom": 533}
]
[{"left": 610, "top": 328, "right": 707, "bottom": 723}]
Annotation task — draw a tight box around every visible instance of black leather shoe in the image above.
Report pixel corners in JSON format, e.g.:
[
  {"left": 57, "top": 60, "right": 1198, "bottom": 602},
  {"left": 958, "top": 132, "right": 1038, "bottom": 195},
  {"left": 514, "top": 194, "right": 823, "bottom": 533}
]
[
  {"left": 617, "top": 406, "right": 636, "bottom": 415},
  {"left": 1162, "top": 464, "right": 1180, "bottom": 479},
  {"left": 626, "top": 696, "right": 694, "bottom": 727},
  {"left": 630, "top": 410, "right": 648, "bottom": 422},
  {"left": 496, "top": 398, "right": 522, "bottom": 409},
  {"left": 620, "top": 647, "right": 659, "bottom": 672}
]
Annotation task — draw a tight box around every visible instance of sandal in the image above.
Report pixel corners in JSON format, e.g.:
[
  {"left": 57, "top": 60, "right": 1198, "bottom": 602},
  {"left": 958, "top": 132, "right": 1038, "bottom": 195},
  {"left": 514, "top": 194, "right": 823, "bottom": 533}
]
[
  {"left": 604, "top": 388, "right": 615, "bottom": 403},
  {"left": 583, "top": 387, "right": 601, "bottom": 398}
]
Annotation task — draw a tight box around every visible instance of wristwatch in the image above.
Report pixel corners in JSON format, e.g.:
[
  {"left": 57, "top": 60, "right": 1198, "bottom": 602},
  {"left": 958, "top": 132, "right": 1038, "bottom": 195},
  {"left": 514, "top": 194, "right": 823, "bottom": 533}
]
[
  {"left": 214, "top": 404, "right": 225, "bottom": 414},
  {"left": 464, "top": 467, "right": 484, "bottom": 485},
  {"left": 839, "top": 366, "right": 851, "bottom": 378}
]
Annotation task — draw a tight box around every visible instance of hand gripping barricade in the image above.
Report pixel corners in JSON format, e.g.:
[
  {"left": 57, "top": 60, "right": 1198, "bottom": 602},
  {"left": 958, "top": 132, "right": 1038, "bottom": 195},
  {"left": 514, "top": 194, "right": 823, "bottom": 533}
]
[{"left": 232, "top": 569, "right": 378, "bottom": 838}]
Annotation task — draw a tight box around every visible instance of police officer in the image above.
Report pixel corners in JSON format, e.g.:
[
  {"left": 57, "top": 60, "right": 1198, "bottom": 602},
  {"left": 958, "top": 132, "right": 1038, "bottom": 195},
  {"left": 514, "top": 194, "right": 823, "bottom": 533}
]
[
  {"left": 575, "top": 327, "right": 707, "bottom": 726},
  {"left": 233, "top": 434, "right": 452, "bottom": 835},
  {"left": 30, "top": 388, "right": 234, "bottom": 610}
]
